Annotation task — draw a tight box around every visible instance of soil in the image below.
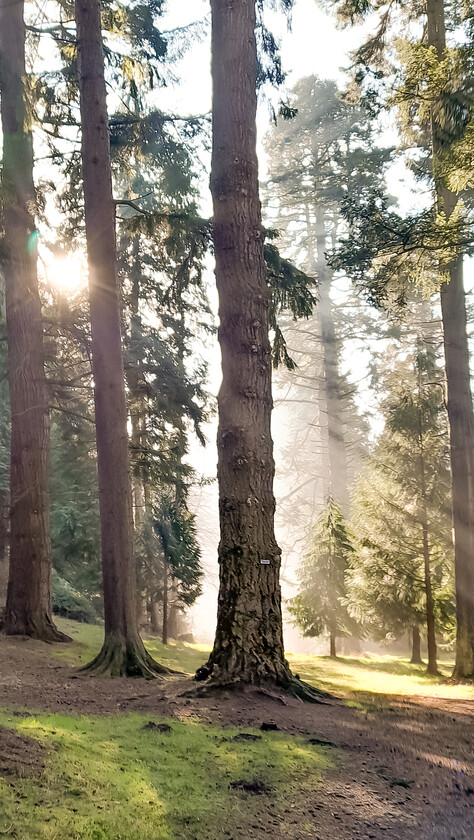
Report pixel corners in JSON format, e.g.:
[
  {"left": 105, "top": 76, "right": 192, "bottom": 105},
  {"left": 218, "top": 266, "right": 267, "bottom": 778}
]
[{"left": 0, "top": 635, "right": 473, "bottom": 839}]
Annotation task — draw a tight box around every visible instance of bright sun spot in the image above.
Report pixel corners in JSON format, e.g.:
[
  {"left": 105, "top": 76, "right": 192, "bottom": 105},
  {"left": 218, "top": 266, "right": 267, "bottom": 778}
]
[{"left": 42, "top": 252, "right": 86, "bottom": 295}]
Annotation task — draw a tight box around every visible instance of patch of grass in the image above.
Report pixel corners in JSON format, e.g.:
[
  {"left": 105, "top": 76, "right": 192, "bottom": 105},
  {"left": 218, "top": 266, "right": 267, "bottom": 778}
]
[
  {"left": 287, "top": 651, "right": 474, "bottom": 700},
  {"left": 52, "top": 620, "right": 473, "bottom": 700},
  {"left": 53, "top": 618, "right": 210, "bottom": 675},
  {"left": 0, "top": 711, "right": 328, "bottom": 840}
]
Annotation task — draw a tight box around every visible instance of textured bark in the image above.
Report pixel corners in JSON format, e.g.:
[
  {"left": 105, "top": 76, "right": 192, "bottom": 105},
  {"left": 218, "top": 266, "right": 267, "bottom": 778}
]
[
  {"left": 0, "top": 0, "right": 68, "bottom": 642},
  {"left": 200, "top": 0, "right": 290, "bottom": 688},
  {"left": 427, "top": 0, "right": 474, "bottom": 678},
  {"left": 75, "top": 0, "right": 166, "bottom": 677},
  {"left": 410, "top": 625, "right": 423, "bottom": 665}
]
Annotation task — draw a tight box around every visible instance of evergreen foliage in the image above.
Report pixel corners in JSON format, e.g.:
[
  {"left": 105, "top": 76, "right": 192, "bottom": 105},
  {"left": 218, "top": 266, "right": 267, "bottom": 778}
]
[{"left": 288, "top": 498, "right": 358, "bottom": 654}]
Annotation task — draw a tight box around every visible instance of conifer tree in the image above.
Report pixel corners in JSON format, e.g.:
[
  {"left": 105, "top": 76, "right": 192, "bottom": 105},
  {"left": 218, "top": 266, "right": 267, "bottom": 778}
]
[
  {"left": 74, "top": 0, "right": 168, "bottom": 676},
  {"left": 348, "top": 312, "right": 454, "bottom": 673},
  {"left": 0, "top": 0, "right": 68, "bottom": 641},
  {"left": 288, "top": 497, "right": 357, "bottom": 656}
]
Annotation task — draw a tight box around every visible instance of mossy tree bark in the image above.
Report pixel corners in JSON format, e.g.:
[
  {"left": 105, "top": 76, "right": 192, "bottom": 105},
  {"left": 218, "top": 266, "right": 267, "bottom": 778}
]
[
  {"left": 75, "top": 0, "right": 167, "bottom": 677},
  {"left": 426, "top": 0, "right": 474, "bottom": 679},
  {"left": 0, "top": 0, "right": 68, "bottom": 642}
]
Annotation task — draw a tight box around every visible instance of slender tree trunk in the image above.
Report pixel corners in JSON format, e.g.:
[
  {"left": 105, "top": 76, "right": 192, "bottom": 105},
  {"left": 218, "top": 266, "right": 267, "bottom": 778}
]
[
  {"left": 75, "top": 0, "right": 166, "bottom": 676},
  {"left": 416, "top": 363, "right": 439, "bottom": 675},
  {"left": 0, "top": 0, "right": 68, "bottom": 641},
  {"left": 168, "top": 598, "right": 179, "bottom": 640},
  {"left": 421, "top": 521, "right": 438, "bottom": 675},
  {"left": 410, "top": 625, "right": 423, "bottom": 665},
  {"left": 315, "top": 211, "right": 349, "bottom": 514},
  {"left": 162, "top": 560, "right": 168, "bottom": 645},
  {"left": 0, "top": 490, "right": 9, "bottom": 608},
  {"left": 198, "top": 0, "right": 290, "bottom": 687},
  {"left": 329, "top": 632, "right": 336, "bottom": 658},
  {"left": 427, "top": 0, "right": 474, "bottom": 678},
  {"left": 150, "top": 599, "right": 161, "bottom": 635}
]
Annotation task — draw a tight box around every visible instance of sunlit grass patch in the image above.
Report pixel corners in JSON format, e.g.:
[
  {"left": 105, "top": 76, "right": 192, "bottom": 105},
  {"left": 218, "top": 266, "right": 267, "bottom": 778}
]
[
  {"left": 287, "top": 652, "right": 474, "bottom": 700},
  {"left": 0, "top": 712, "right": 328, "bottom": 840},
  {"left": 53, "top": 618, "right": 210, "bottom": 674}
]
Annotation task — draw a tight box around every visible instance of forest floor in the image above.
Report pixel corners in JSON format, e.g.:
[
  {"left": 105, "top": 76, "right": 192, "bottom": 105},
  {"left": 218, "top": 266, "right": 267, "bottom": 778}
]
[{"left": 0, "top": 620, "right": 473, "bottom": 840}]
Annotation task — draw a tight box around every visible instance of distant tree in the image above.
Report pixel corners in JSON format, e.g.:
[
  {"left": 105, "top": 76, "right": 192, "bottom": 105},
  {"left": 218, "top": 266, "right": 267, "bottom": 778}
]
[
  {"left": 0, "top": 0, "right": 68, "bottom": 641},
  {"left": 348, "top": 314, "right": 454, "bottom": 673},
  {"left": 288, "top": 498, "right": 357, "bottom": 656},
  {"left": 326, "top": 0, "right": 474, "bottom": 679}
]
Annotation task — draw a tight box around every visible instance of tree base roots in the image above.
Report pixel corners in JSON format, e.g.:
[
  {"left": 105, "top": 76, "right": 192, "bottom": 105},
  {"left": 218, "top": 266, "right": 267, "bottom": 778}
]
[
  {"left": 187, "top": 665, "right": 333, "bottom": 704},
  {"left": 80, "top": 635, "right": 179, "bottom": 678},
  {"left": 0, "top": 612, "right": 71, "bottom": 643}
]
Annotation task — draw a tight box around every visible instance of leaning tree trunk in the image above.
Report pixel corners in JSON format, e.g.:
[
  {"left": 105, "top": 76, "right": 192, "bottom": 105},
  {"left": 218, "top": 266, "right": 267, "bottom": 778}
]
[
  {"left": 410, "top": 625, "right": 423, "bottom": 665},
  {"left": 75, "top": 0, "right": 167, "bottom": 676},
  {"left": 0, "top": 0, "right": 68, "bottom": 641},
  {"left": 427, "top": 0, "right": 474, "bottom": 679},
  {"left": 197, "top": 0, "right": 290, "bottom": 688}
]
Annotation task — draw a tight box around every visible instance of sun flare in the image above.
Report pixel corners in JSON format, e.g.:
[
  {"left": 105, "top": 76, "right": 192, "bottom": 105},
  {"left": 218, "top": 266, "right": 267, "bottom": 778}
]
[{"left": 43, "top": 252, "right": 86, "bottom": 295}]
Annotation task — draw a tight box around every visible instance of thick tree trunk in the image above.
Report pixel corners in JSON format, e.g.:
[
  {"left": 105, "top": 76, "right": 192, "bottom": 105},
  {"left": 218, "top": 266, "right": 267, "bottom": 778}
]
[
  {"left": 329, "top": 632, "right": 337, "bottom": 658},
  {"left": 0, "top": 0, "right": 68, "bottom": 642},
  {"left": 427, "top": 0, "right": 474, "bottom": 678},
  {"left": 199, "top": 0, "right": 290, "bottom": 688},
  {"left": 410, "top": 625, "right": 423, "bottom": 665},
  {"left": 75, "top": 0, "right": 166, "bottom": 677}
]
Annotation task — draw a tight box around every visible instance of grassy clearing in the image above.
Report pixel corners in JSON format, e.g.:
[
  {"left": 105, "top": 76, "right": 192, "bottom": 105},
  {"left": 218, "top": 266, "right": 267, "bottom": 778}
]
[
  {"left": 287, "top": 652, "right": 474, "bottom": 700},
  {"left": 0, "top": 712, "right": 328, "bottom": 840},
  {"left": 54, "top": 619, "right": 473, "bottom": 701}
]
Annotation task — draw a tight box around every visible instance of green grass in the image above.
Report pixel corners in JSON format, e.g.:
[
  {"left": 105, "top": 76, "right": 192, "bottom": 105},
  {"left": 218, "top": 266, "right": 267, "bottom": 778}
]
[
  {"left": 54, "top": 618, "right": 210, "bottom": 675},
  {"left": 54, "top": 619, "right": 473, "bottom": 701},
  {"left": 287, "top": 651, "right": 474, "bottom": 700},
  {"left": 0, "top": 712, "right": 328, "bottom": 840}
]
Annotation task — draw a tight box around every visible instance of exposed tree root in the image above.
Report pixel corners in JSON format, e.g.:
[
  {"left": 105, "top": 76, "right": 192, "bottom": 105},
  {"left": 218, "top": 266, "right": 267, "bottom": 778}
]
[
  {"left": 80, "top": 634, "right": 180, "bottom": 678},
  {"left": 287, "top": 677, "right": 334, "bottom": 704},
  {"left": 183, "top": 670, "right": 334, "bottom": 705},
  {"left": 0, "top": 611, "right": 71, "bottom": 643}
]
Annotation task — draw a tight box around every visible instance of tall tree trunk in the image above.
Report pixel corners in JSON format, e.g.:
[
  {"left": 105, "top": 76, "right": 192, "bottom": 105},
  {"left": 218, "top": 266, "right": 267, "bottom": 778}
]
[
  {"left": 427, "top": 0, "right": 474, "bottom": 678},
  {"left": 162, "top": 560, "right": 168, "bottom": 645},
  {"left": 329, "top": 632, "right": 337, "bottom": 658},
  {"left": 417, "top": 390, "right": 439, "bottom": 675},
  {"left": 315, "top": 210, "right": 349, "bottom": 514},
  {"left": 0, "top": 0, "right": 68, "bottom": 641},
  {"left": 150, "top": 599, "right": 161, "bottom": 635},
  {"left": 198, "top": 0, "right": 290, "bottom": 687},
  {"left": 75, "top": 0, "right": 166, "bottom": 676},
  {"left": 0, "top": 490, "right": 9, "bottom": 608},
  {"left": 410, "top": 625, "right": 423, "bottom": 665},
  {"left": 421, "top": 520, "right": 438, "bottom": 675}
]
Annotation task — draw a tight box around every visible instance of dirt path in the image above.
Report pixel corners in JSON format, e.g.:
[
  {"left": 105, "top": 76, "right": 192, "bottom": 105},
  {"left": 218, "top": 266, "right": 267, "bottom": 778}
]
[{"left": 0, "top": 636, "right": 473, "bottom": 839}]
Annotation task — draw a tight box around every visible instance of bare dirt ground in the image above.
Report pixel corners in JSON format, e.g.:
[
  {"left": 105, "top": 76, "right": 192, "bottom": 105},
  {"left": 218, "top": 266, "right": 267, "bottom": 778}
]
[{"left": 0, "top": 635, "right": 473, "bottom": 840}]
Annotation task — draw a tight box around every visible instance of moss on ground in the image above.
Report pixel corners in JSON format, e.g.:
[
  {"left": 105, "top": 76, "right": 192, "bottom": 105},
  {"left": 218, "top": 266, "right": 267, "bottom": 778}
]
[{"left": 0, "top": 712, "right": 327, "bottom": 840}]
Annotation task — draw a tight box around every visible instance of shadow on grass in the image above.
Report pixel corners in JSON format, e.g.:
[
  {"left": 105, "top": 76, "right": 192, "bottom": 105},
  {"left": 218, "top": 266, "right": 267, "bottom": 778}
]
[{"left": 0, "top": 712, "right": 328, "bottom": 840}]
